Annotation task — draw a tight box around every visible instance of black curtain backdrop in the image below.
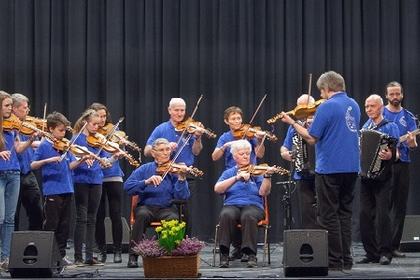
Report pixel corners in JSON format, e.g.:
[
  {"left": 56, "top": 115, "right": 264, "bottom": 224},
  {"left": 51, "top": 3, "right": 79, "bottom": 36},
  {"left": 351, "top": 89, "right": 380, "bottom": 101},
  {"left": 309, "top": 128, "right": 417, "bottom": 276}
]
[{"left": 1, "top": 0, "right": 420, "bottom": 242}]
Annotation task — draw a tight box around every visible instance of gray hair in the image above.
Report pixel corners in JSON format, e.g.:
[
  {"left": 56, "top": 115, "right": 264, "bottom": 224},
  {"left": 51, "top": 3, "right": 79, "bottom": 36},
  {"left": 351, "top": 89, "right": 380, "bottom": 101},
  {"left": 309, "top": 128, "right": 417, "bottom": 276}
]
[
  {"left": 297, "top": 94, "right": 315, "bottom": 106},
  {"left": 152, "top": 138, "right": 170, "bottom": 149},
  {"left": 11, "top": 93, "right": 29, "bottom": 107},
  {"left": 316, "top": 71, "right": 346, "bottom": 92},
  {"left": 169, "top": 98, "right": 186, "bottom": 108},
  {"left": 366, "top": 94, "right": 384, "bottom": 106},
  {"left": 230, "top": 139, "right": 252, "bottom": 155}
]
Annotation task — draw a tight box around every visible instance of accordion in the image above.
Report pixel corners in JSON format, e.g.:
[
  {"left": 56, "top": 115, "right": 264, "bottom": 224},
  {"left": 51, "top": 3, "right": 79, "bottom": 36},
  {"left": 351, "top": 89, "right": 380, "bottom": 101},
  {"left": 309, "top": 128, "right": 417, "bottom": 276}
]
[
  {"left": 292, "top": 132, "right": 315, "bottom": 176},
  {"left": 360, "top": 129, "right": 397, "bottom": 180}
]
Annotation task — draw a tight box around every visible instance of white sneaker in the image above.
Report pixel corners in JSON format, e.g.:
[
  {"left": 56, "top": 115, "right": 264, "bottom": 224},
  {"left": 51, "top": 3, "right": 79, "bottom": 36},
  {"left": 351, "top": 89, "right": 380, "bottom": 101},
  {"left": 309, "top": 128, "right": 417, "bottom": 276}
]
[{"left": 62, "top": 256, "right": 73, "bottom": 266}]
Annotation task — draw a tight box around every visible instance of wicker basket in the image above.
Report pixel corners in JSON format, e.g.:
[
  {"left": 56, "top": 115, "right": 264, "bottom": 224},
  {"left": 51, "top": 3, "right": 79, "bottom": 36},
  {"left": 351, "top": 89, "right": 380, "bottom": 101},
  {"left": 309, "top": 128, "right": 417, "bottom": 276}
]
[{"left": 142, "top": 254, "right": 200, "bottom": 278}]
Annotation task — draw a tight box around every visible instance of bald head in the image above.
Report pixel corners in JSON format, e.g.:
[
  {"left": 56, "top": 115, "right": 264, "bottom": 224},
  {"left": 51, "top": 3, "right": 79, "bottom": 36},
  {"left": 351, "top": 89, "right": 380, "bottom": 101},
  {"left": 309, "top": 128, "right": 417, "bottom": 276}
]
[
  {"left": 365, "top": 94, "right": 384, "bottom": 106},
  {"left": 297, "top": 94, "right": 315, "bottom": 106}
]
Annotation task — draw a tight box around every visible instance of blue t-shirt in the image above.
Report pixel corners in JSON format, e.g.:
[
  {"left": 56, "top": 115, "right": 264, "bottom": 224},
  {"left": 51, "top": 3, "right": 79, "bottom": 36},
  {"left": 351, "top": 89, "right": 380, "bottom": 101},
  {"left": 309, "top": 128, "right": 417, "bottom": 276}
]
[
  {"left": 17, "top": 134, "right": 34, "bottom": 175},
  {"left": 102, "top": 151, "right": 124, "bottom": 178},
  {"left": 72, "top": 134, "right": 104, "bottom": 185},
  {"left": 217, "top": 166, "right": 264, "bottom": 210},
  {"left": 33, "top": 139, "right": 75, "bottom": 195},
  {"left": 362, "top": 119, "right": 400, "bottom": 140},
  {"left": 0, "top": 131, "right": 20, "bottom": 171},
  {"left": 308, "top": 92, "right": 360, "bottom": 174},
  {"left": 124, "top": 161, "right": 190, "bottom": 208},
  {"left": 383, "top": 107, "right": 417, "bottom": 163},
  {"left": 215, "top": 131, "right": 258, "bottom": 170},
  {"left": 146, "top": 121, "right": 196, "bottom": 166}
]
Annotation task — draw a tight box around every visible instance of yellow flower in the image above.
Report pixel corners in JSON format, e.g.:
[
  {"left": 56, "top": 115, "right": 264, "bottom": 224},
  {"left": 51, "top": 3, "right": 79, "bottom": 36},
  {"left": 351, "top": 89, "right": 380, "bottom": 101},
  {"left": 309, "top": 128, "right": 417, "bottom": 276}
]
[{"left": 155, "top": 226, "right": 162, "bottom": 233}]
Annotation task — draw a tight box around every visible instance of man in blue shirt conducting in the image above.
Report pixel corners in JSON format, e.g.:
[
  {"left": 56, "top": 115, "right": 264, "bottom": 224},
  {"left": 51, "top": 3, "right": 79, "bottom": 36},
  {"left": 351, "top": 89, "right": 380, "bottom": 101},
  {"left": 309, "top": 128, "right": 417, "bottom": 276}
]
[{"left": 280, "top": 71, "right": 360, "bottom": 271}]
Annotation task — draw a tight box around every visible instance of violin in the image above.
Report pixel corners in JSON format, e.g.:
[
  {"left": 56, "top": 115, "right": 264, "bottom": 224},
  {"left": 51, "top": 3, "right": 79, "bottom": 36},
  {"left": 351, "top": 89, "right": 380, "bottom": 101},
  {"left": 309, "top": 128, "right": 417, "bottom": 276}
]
[
  {"left": 52, "top": 138, "right": 111, "bottom": 168},
  {"left": 86, "top": 133, "right": 140, "bottom": 167},
  {"left": 238, "top": 163, "right": 290, "bottom": 176},
  {"left": 3, "top": 114, "right": 45, "bottom": 136},
  {"left": 156, "top": 162, "right": 204, "bottom": 177},
  {"left": 267, "top": 99, "right": 326, "bottom": 124},
  {"left": 174, "top": 117, "right": 217, "bottom": 138},
  {"left": 25, "top": 116, "right": 47, "bottom": 131},
  {"left": 232, "top": 124, "right": 278, "bottom": 142},
  {"left": 98, "top": 123, "right": 141, "bottom": 152}
]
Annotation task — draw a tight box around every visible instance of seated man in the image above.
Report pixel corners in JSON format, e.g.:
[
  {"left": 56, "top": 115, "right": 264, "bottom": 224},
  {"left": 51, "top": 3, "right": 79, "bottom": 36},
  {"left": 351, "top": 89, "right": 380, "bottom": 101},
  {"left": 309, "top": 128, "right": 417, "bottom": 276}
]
[
  {"left": 124, "top": 138, "right": 190, "bottom": 268},
  {"left": 214, "top": 139, "right": 275, "bottom": 268}
]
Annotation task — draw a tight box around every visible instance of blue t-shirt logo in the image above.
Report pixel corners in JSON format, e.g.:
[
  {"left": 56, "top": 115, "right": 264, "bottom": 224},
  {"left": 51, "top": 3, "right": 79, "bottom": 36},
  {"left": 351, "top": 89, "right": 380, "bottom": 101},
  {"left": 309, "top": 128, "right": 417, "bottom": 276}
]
[
  {"left": 345, "top": 106, "right": 358, "bottom": 132},
  {"left": 399, "top": 116, "right": 407, "bottom": 127}
]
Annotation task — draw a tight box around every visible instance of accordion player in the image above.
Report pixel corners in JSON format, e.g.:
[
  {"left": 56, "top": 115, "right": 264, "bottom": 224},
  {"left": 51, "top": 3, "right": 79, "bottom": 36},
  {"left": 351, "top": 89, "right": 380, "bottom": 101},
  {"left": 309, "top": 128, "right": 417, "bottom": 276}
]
[{"left": 360, "top": 129, "right": 398, "bottom": 181}]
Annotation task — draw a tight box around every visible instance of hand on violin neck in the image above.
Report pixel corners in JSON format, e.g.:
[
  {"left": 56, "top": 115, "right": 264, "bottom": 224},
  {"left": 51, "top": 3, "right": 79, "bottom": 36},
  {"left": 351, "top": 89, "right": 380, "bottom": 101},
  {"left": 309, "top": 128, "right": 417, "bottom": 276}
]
[
  {"left": 279, "top": 112, "right": 295, "bottom": 125},
  {"left": 146, "top": 175, "right": 163, "bottom": 186}
]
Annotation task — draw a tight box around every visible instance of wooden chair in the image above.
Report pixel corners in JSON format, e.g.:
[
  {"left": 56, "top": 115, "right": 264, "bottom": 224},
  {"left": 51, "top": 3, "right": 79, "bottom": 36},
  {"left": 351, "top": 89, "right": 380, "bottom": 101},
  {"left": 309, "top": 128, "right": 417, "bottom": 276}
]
[{"left": 212, "top": 196, "right": 271, "bottom": 267}]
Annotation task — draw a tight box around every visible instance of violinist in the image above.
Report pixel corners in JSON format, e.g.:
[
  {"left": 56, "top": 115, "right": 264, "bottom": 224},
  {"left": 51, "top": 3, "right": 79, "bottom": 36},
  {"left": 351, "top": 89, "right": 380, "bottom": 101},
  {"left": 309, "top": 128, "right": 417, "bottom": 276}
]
[
  {"left": 31, "top": 111, "right": 88, "bottom": 265},
  {"left": 214, "top": 140, "right": 274, "bottom": 269},
  {"left": 124, "top": 138, "right": 190, "bottom": 268},
  {"left": 71, "top": 109, "right": 118, "bottom": 266},
  {"left": 144, "top": 98, "right": 203, "bottom": 237},
  {"left": 88, "top": 103, "right": 124, "bottom": 264},
  {"left": 11, "top": 93, "right": 43, "bottom": 232},
  {"left": 279, "top": 71, "right": 360, "bottom": 271},
  {"left": 212, "top": 106, "right": 265, "bottom": 170},
  {"left": 0, "top": 91, "right": 38, "bottom": 269},
  {"left": 280, "top": 94, "right": 318, "bottom": 229}
]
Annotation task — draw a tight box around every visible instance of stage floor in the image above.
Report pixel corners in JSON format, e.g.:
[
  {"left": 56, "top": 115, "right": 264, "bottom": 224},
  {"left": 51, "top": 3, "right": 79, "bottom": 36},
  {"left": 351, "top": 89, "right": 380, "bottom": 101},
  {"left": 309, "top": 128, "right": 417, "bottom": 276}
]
[{"left": 3, "top": 242, "right": 420, "bottom": 279}]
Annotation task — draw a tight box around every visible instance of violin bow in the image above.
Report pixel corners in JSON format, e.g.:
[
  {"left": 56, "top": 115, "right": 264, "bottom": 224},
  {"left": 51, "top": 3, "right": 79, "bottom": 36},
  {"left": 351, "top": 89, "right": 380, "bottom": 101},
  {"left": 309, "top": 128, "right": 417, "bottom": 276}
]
[
  {"left": 59, "top": 122, "right": 88, "bottom": 162},
  {"left": 175, "top": 94, "right": 204, "bottom": 148},
  {"left": 95, "top": 117, "right": 125, "bottom": 157},
  {"left": 42, "top": 103, "right": 47, "bottom": 132},
  {"left": 245, "top": 94, "right": 268, "bottom": 157},
  {"left": 307, "top": 73, "right": 312, "bottom": 105}
]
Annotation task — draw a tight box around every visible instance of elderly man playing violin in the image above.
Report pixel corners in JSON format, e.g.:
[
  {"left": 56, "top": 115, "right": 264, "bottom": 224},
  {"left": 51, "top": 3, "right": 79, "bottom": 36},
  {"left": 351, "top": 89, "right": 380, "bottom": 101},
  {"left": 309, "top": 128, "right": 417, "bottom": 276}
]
[
  {"left": 124, "top": 138, "right": 190, "bottom": 268},
  {"left": 214, "top": 139, "right": 275, "bottom": 269}
]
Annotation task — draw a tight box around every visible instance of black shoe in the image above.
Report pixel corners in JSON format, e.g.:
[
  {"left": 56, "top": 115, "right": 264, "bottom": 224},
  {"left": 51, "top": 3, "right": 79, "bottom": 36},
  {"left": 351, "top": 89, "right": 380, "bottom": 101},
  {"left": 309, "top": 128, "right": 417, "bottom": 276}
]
[
  {"left": 98, "top": 250, "right": 107, "bottom": 263},
  {"left": 84, "top": 258, "right": 104, "bottom": 266},
  {"left": 356, "top": 257, "right": 379, "bottom": 264},
  {"left": 344, "top": 262, "right": 353, "bottom": 270},
  {"left": 127, "top": 254, "right": 138, "bottom": 268},
  {"left": 392, "top": 250, "right": 406, "bottom": 258},
  {"left": 380, "top": 256, "right": 391, "bottom": 265},
  {"left": 219, "top": 254, "right": 229, "bottom": 268},
  {"left": 229, "top": 247, "right": 243, "bottom": 261},
  {"left": 241, "top": 254, "right": 249, "bottom": 262},
  {"left": 114, "top": 251, "right": 122, "bottom": 263},
  {"left": 247, "top": 254, "right": 257, "bottom": 268}
]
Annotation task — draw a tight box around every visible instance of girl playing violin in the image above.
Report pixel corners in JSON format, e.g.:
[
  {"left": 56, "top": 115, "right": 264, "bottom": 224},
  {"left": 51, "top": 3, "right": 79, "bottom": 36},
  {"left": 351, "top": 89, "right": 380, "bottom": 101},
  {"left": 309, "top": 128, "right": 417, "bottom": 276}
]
[
  {"left": 124, "top": 138, "right": 190, "bottom": 268},
  {"left": 88, "top": 102, "right": 124, "bottom": 264},
  {"left": 212, "top": 106, "right": 266, "bottom": 170},
  {"left": 31, "top": 111, "right": 89, "bottom": 265},
  {"left": 71, "top": 109, "right": 119, "bottom": 266}
]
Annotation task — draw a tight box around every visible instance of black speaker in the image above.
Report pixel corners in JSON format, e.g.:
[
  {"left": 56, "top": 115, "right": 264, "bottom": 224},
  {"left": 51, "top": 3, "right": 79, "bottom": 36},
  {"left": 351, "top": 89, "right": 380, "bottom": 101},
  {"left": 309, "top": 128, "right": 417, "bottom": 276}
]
[
  {"left": 8, "top": 231, "right": 62, "bottom": 278},
  {"left": 283, "top": 229, "right": 328, "bottom": 277},
  {"left": 105, "top": 216, "right": 131, "bottom": 253},
  {"left": 400, "top": 215, "right": 420, "bottom": 252}
]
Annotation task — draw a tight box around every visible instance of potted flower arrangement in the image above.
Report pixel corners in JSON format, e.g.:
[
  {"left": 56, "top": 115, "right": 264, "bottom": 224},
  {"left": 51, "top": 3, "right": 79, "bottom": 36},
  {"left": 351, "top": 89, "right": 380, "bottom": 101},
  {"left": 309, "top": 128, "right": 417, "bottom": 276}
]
[{"left": 132, "top": 219, "right": 205, "bottom": 278}]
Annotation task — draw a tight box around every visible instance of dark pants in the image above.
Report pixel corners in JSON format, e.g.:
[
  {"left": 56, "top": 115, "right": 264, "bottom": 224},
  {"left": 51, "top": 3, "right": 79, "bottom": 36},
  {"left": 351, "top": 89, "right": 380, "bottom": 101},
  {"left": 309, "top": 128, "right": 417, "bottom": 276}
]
[
  {"left": 218, "top": 205, "right": 264, "bottom": 256},
  {"left": 315, "top": 173, "right": 357, "bottom": 268},
  {"left": 184, "top": 178, "right": 197, "bottom": 236},
  {"left": 130, "top": 205, "right": 178, "bottom": 252},
  {"left": 15, "top": 172, "right": 43, "bottom": 230},
  {"left": 95, "top": 181, "right": 123, "bottom": 252},
  {"left": 390, "top": 162, "right": 410, "bottom": 250},
  {"left": 74, "top": 183, "right": 102, "bottom": 261},
  {"left": 297, "top": 179, "right": 318, "bottom": 229},
  {"left": 360, "top": 178, "right": 393, "bottom": 259},
  {"left": 43, "top": 193, "right": 73, "bottom": 258}
]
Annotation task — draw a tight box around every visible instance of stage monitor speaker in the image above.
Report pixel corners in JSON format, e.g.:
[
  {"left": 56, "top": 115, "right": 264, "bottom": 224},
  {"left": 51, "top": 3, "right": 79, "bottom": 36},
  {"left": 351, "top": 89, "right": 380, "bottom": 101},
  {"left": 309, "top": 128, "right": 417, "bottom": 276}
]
[
  {"left": 105, "top": 216, "right": 130, "bottom": 253},
  {"left": 283, "top": 229, "right": 328, "bottom": 277},
  {"left": 8, "top": 231, "right": 62, "bottom": 278},
  {"left": 400, "top": 215, "right": 420, "bottom": 252}
]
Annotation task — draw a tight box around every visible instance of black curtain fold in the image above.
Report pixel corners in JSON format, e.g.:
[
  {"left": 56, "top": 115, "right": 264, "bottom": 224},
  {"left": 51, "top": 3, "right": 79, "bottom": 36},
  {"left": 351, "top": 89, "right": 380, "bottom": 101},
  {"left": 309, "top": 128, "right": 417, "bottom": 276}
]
[{"left": 1, "top": 0, "right": 419, "bottom": 241}]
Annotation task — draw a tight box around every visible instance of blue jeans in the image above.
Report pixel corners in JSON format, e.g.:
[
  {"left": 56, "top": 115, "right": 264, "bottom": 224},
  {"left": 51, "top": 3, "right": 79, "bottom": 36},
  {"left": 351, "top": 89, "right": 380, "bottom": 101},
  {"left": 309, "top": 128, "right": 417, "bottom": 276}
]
[{"left": 0, "top": 170, "right": 20, "bottom": 260}]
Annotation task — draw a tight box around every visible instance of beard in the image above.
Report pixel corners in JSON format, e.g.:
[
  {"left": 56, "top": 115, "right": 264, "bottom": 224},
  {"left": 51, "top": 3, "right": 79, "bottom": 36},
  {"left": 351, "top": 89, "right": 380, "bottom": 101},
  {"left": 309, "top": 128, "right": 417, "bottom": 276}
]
[{"left": 390, "top": 99, "right": 401, "bottom": 107}]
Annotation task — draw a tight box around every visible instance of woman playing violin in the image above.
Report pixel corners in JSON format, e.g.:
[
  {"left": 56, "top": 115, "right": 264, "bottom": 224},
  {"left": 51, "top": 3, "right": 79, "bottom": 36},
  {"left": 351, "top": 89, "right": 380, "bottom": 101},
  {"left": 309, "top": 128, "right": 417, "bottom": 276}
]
[
  {"left": 214, "top": 139, "right": 275, "bottom": 269},
  {"left": 71, "top": 109, "right": 118, "bottom": 266},
  {"left": 88, "top": 102, "right": 124, "bottom": 263},
  {"left": 31, "top": 111, "right": 89, "bottom": 263},
  {"left": 212, "top": 106, "right": 265, "bottom": 170},
  {"left": 124, "top": 138, "right": 190, "bottom": 268}
]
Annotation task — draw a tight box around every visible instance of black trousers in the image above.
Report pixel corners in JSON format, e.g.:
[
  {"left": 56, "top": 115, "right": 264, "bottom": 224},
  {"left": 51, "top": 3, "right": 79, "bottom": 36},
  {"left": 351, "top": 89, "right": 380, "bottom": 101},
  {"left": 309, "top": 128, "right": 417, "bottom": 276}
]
[
  {"left": 73, "top": 183, "right": 102, "bottom": 261},
  {"left": 183, "top": 178, "right": 196, "bottom": 236},
  {"left": 315, "top": 173, "right": 357, "bottom": 268},
  {"left": 130, "top": 205, "right": 178, "bottom": 253},
  {"left": 95, "top": 181, "right": 123, "bottom": 252},
  {"left": 218, "top": 205, "right": 264, "bottom": 256},
  {"left": 390, "top": 161, "right": 410, "bottom": 250},
  {"left": 297, "top": 179, "right": 318, "bottom": 229},
  {"left": 360, "top": 178, "right": 393, "bottom": 259},
  {"left": 43, "top": 193, "right": 73, "bottom": 258},
  {"left": 15, "top": 172, "right": 43, "bottom": 230}
]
